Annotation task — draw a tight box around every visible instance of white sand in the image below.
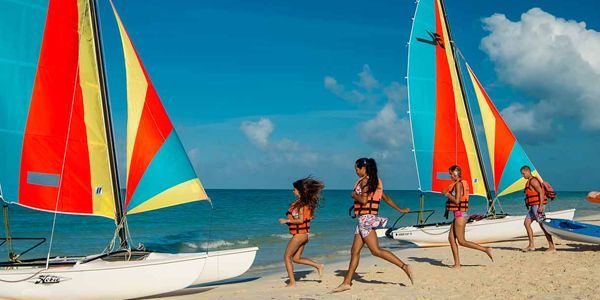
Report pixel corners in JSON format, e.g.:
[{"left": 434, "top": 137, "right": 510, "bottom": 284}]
[{"left": 152, "top": 216, "right": 600, "bottom": 299}]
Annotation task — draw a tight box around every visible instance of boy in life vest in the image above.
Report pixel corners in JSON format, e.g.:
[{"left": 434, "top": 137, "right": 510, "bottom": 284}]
[{"left": 520, "top": 166, "right": 555, "bottom": 252}]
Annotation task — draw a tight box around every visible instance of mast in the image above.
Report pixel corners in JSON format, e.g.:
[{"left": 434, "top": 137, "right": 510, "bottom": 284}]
[
  {"left": 89, "top": 0, "right": 129, "bottom": 247},
  {"left": 438, "top": 0, "right": 495, "bottom": 213}
]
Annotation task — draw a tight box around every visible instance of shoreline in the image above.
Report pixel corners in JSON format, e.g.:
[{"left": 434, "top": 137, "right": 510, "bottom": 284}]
[{"left": 151, "top": 214, "right": 600, "bottom": 299}]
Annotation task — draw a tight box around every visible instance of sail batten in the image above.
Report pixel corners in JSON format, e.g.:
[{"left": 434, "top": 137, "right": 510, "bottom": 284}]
[{"left": 111, "top": 2, "right": 209, "bottom": 214}]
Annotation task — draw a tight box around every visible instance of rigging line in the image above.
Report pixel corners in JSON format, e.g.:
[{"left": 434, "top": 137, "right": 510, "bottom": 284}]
[
  {"left": 0, "top": 269, "right": 45, "bottom": 283},
  {"left": 205, "top": 197, "right": 214, "bottom": 255},
  {"left": 45, "top": 5, "right": 87, "bottom": 268},
  {"left": 45, "top": 63, "right": 81, "bottom": 270}
]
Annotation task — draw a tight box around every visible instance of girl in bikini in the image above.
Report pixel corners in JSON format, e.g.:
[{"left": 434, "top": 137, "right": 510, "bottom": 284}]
[
  {"left": 444, "top": 165, "right": 493, "bottom": 269},
  {"left": 333, "top": 158, "right": 414, "bottom": 292},
  {"left": 278, "top": 177, "right": 325, "bottom": 287}
]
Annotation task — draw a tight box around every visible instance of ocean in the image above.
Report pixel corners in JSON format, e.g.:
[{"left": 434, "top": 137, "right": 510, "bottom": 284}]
[{"left": 1, "top": 190, "right": 598, "bottom": 276}]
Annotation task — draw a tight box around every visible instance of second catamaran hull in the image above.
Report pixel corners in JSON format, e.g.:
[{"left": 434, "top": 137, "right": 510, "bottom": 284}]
[
  {"left": 377, "top": 209, "right": 575, "bottom": 247},
  {"left": 0, "top": 247, "right": 258, "bottom": 300}
]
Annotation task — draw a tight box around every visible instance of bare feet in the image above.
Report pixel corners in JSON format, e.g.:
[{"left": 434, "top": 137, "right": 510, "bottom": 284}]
[
  {"left": 485, "top": 247, "right": 494, "bottom": 262},
  {"left": 451, "top": 264, "right": 461, "bottom": 270},
  {"left": 545, "top": 247, "right": 557, "bottom": 253},
  {"left": 316, "top": 264, "right": 325, "bottom": 279},
  {"left": 401, "top": 264, "right": 414, "bottom": 285},
  {"left": 285, "top": 282, "right": 296, "bottom": 288},
  {"left": 331, "top": 283, "right": 351, "bottom": 293},
  {"left": 521, "top": 246, "right": 535, "bottom": 252}
]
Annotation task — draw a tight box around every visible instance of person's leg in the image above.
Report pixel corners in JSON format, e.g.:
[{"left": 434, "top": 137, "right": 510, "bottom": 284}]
[
  {"left": 454, "top": 217, "right": 493, "bottom": 262},
  {"left": 539, "top": 223, "right": 556, "bottom": 252},
  {"left": 523, "top": 208, "right": 536, "bottom": 251},
  {"left": 449, "top": 220, "right": 460, "bottom": 268},
  {"left": 292, "top": 236, "right": 325, "bottom": 276},
  {"left": 283, "top": 234, "right": 307, "bottom": 287},
  {"left": 363, "top": 230, "right": 414, "bottom": 284},
  {"left": 332, "top": 234, "right": 364, "bottom": 292}
]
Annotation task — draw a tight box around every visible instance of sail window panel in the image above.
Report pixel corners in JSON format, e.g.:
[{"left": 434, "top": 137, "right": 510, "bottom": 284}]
[{"left": 26, "top": 172, "right": 59, "bottom": 187}]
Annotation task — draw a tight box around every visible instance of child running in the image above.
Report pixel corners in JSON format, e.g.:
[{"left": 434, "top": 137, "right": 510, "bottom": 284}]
[
  {"left": 332, "top": 158, "right": 414, "bottom": 293},
  {"left": 444, "top": 165, "right": 493, "bottom": 269},
  {"left": 278, "top": 177, "right": 325, "bottom": 287}
]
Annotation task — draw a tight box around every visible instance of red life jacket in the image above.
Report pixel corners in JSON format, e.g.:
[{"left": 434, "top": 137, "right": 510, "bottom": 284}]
[
  {"left": 524, "top": 177, "right": 548, "bottom": 207},
  {"left": 446, "top": 180, "right": 469, "bottom": 212},
  {"left": 286, "top": 203, "right": 312, "bottom": 235},
  {"left": 352, "top": 178, "right": 383, "bottom": 217}
]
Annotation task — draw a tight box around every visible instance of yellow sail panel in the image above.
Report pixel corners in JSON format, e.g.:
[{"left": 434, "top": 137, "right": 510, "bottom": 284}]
[
  {"left": 467, "top": 65, "right": 497, "bottom": 176},
  {"left": 436, "top": 0, "right": 487, "bottom": 197},
  {"left": 128, "top": 179, "right": 207, "bottom": 214},
  {"left": 111, "top": 2, "right": 148, "bottom": 186},
  {"left": 77, "top": 0, "right": 116, "bottom": 218}
]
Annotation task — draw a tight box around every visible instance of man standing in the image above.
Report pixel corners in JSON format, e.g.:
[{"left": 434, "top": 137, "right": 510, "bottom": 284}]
[{"left": 521, "top": 166, "right": 555, "bottom": 252}]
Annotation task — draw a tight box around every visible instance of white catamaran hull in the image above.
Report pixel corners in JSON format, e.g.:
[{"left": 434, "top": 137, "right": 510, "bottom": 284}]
[
  {"left": 377, "top": 209, "right": 575, "bottom": 247},
  {"left": 0, "top": 247, "right": 258, "bottom": 300}
]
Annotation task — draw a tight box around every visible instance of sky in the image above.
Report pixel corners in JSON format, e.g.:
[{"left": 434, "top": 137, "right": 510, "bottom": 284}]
[{"left": 96, "top": 0, "right": 600, "bottom": 191}]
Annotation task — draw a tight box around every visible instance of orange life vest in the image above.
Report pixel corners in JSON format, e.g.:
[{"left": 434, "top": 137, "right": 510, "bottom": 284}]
[
  {"left": 446, "top": 180, "right": 469, "bottom": 212},
  {"left": 286, "top": 203, "right": 312, "bottom": 235},
  {"left": 352, "top": 178, "right": 383, "bottom": 217},
  {"left": 524, "top": 177, "right": 548, "bottom": 207}
]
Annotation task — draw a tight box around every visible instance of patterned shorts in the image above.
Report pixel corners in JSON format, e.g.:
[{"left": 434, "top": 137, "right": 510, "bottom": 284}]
[{"left": 355, "top": 214, "right": 388, "bottom": 238}]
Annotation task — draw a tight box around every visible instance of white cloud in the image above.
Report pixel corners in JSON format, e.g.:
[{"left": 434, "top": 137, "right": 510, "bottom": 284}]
[
  {"left": 384, "top": 81, "right": 407, "bottom": 104},
  {"left": 239, "top": 118, "right": 319, "bottom": 165},
  {"left": 481, "top": 8, "right": 600, "bottom": 130},
  {"left": 355, "top": 64, "right": 379, "bottom": 90},
  {"left": 358, "top": 102, "right": 410, "bottom": 150},
  {"left": 323, "top": 76, "right": 366, "bottom": 102},
  {"left": 240, "top": 118, "right": 273, "bottom": 148},
  {"left": 500, "top": 103, "right": 550, "bottom": 133}
]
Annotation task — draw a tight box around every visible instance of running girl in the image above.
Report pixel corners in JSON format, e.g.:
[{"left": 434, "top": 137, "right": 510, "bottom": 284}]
[{"left": 278, "top": 177, "right": 325, "bottom": 287}]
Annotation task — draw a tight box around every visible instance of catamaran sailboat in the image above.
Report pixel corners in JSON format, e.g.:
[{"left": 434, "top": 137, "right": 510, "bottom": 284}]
[
  {"left": 376, "top": 0, "right": 574, "bottom": 247},
  {"left": 0, "top": 0, "right": 257, "bottom": 298}
]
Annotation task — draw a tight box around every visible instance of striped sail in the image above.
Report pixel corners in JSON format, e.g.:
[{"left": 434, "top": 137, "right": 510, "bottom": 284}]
[
  {"left": 0, "top": 0, "right": 116, "bottom": 218},
  {"left": 465, "top": 64, "right": 540, "bottom": 197},
  {"left": 408, "top": 0, "right": 487, "bottom": 197},
  {"left": 111, "top": 3, "right": 209, "bottom": 214}
]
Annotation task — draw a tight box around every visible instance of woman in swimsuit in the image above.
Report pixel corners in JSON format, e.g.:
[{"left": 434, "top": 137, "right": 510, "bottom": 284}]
[
  {"left": 278, "top": 177, "right": 325, "bottom": 287},
  {"left": 333, "top": 158, "right": 414, "bottom": 292}
]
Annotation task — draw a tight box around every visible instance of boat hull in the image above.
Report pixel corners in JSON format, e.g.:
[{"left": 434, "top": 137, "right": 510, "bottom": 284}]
[
  {"left": 192, "top": 246, "right": 258, "bottom": 285},
  {"left": 543, "top": 219, "right": 600, "bottom": 245},
  {"left": 0, "top": 247, "right": 258, "bottom": 300},
  {"left": 377, "top": 209, "right": 575, "bottom": 247}
]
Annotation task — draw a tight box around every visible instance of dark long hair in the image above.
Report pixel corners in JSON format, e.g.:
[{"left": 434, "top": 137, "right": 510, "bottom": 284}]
[
  {"left": 356, "top": 158, "right": 378, "bottom": 195},
  {"left": 292, "top": 177, "right": 325, "bottom": 212}
]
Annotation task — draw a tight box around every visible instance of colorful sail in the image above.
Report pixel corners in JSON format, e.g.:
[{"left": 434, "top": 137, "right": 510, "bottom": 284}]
[
  {"left": 0, "top": 0, "right": 116, "bottom": 218},
  {"left": 111, "top": 3, "right": 208, "bottom": 214},
  {"left": 407, "top": 0, "right": 487, "bottom": 197},
  {"left": 465, "top": 64, "right": 540, "bottom": 197}
]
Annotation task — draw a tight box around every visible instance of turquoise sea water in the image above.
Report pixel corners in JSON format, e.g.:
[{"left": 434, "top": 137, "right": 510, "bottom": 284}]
[{"left": 1, "top": 190, "right": 599, "bottom": 275}]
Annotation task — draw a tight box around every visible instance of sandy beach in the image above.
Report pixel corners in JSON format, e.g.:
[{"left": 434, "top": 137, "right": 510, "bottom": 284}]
[{"left": 151, "top": 215, "right": 600, "bottom": 300}]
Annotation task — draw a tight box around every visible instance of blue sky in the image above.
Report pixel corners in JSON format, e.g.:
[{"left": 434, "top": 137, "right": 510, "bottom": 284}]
[{"left": 98, "top": 0, "right": 600, "bottom": 191}]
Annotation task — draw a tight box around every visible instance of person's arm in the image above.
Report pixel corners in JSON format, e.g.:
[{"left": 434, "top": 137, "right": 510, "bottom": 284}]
[
  {"left": 444, "top": 182, "right": 462, "bottom": 204},
  {"left": 382, "top": 193, "right": 410, "bottom": 213},
  {"left": 279, "top": 206, "right": 306, "bottom": 225},
  {"left": 351, "top": 181, "right": 369, "bottom": 205},
  {"left": 531, "top": 178, "right": 546, "bottom": 212}
]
